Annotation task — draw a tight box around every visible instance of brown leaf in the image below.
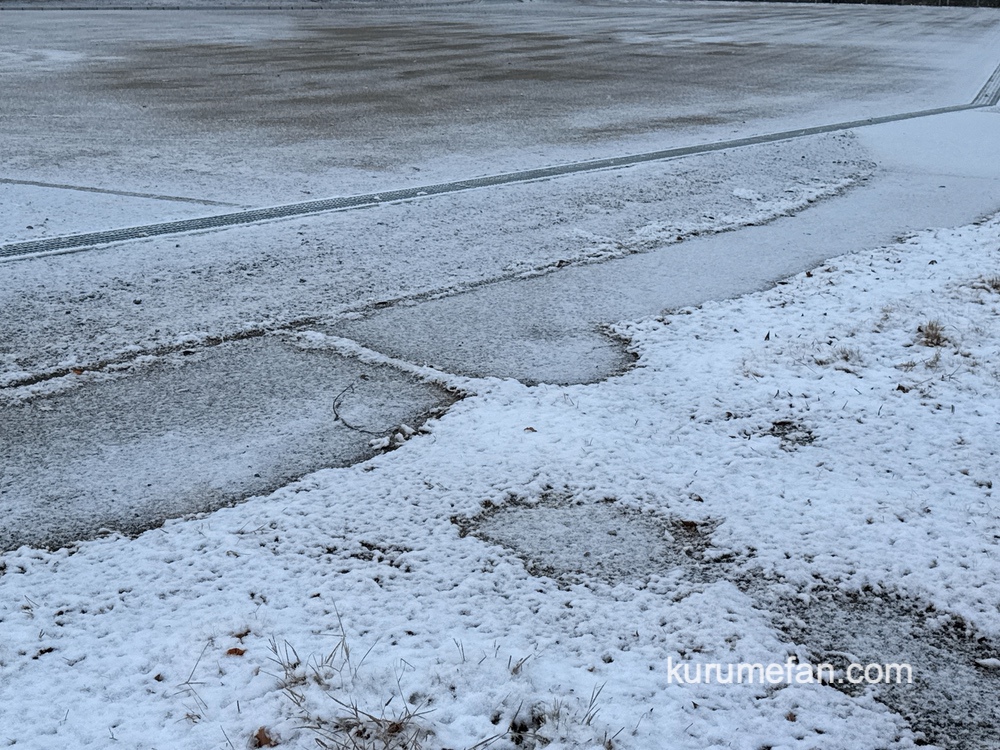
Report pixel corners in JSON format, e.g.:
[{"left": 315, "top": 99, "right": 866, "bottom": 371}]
[
  {"left": 226, "top": 647, "right": 246, "bottom": 657},
  {"left": 253, "top": 727, "right": 277, "bottom": 747},
  {"left": 523, "top": 427, "right": 537, "bottom": 433}
]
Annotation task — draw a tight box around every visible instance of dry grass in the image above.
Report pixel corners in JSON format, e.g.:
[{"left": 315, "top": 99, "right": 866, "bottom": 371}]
[
  {"left": 835, "top": 346, "right": 862, "bottom": 364},
  {"left": 268, "top": 608, "right": 620, "bottom": 750},
  {"left": 813, "top": 344, "right": 863, "bottom": 369},
  {"left": 972, "top": 276, "right": 1000, "bottom": 293},
  {"left": 310, "top": 698, "right": 433, "bottom": 750},
  {"left": 917, "top": 320, "right": 947, "bottom": 347},
  {"left": 268, "top": 630, "right": 433, "bottom": 750}
]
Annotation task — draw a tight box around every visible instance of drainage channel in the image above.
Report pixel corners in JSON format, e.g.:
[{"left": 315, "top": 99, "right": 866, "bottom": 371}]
[
  {"left": 2, "top": 92, "right": 997, "bottom": 262},
  {"left": 973, "top": 59, "right": 1000, "bottom": 106}
]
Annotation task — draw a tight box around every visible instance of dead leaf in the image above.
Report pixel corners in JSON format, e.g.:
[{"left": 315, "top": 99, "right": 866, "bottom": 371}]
[
  {"left": 253, "top": 727, "right": 277, "bottom": 747},
  {"left": 226, "top": 647, "right": 246, "bottom": 657}
]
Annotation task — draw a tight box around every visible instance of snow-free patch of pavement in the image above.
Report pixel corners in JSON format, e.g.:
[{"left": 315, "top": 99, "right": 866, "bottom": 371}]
[
  {"left": 0, "top": 131, "right": 871, "bottom": 386},
  {"left": 458, "top": 491, "right": 724, "bottom": 586}
]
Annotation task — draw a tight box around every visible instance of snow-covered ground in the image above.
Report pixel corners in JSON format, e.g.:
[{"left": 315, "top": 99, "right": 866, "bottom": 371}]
[
  {"left": 0, "top": 132, "right": 887, "bottom": 553},
  {"left": 0, "top": 132, "right": 873, "bottom": 385},
  {"left": 3, "top": 208, "right": 1000, "bottom": 748},
  {"left": 3, "top": 3, "right": 1000, "bottom": 748},
  {"left": 2, "top": 3, "right": 999, "bottom": 210}
]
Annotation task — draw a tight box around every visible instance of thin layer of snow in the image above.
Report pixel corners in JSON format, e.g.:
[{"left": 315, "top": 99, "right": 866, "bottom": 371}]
[
  {"left": 0, "top": 132, "right": 872, "bottom": 387},
  {"left": 0, "top": 337, "right": 457, "bottom": 552},
  {"left": 2, "top": 3, "right": 998, "bottom": 206},
  {"left": 0, "top": 182, "right": 235, "bottom": 244},
  {"left": 2, "top": 213, "right": 998, "bottom": 749}
]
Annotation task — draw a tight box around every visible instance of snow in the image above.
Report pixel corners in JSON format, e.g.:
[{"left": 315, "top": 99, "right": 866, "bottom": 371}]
[
  {"left": 3, "top": 4, "right": 1000, "bottom": 747},
  {"left": 2, "top": 3, "right": 998, "bottom": 207},
  {"left": 3, "top": 211, "right": 999, "bottom": 748},
  {"left": 0, "top": 132, "right": 874, "bottom": 386},
  {"left": 0, "top": 182, "right": 234, "bottom": 245}
]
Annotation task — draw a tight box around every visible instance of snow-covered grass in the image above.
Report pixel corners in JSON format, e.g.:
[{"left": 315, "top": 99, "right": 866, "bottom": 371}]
[{"left": 2, "top": 215, "right": 1000, "bottom": 749}]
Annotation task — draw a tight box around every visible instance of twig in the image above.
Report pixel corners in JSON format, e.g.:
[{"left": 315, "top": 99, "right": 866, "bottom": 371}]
[{"left": 332, "top": 382, "right": 384, "bottom": 436}]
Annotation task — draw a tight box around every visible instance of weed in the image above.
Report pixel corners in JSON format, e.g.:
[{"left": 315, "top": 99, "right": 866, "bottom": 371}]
[
  {"left": 917, "top": 320, "right": 947, "bottom": 347},
  {"left": 583, "top": 683, "right": 606, "bottom": 726},
  {"left": 274, "top": 628, "right": 432, "bottom": 750},
  {"left": 273, "top": 608, "right": 620, "bottom": 749},
  {"left": 835, "top": 346, "right": 862, "bottom": 363},
  {"left": 267, "top": 636, "right": 312, "bottom": 706},
  {"left": 813, "top": 345, "right": 862, "bottom": 369},
  {"left": 172, "top": 641, "right": 210, "bottom": 712},
  {"left": 310, "top": 696, "right": 432, "bottom": 750},
  {"left": 468, "top": 695, "right": 607, "bottom": 750},
  {"left": 972, "top": 276, "right": 1000, "bottom": 293},
  {"left": 508, "top": 654, "right": 531, "bottom": 676}
]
